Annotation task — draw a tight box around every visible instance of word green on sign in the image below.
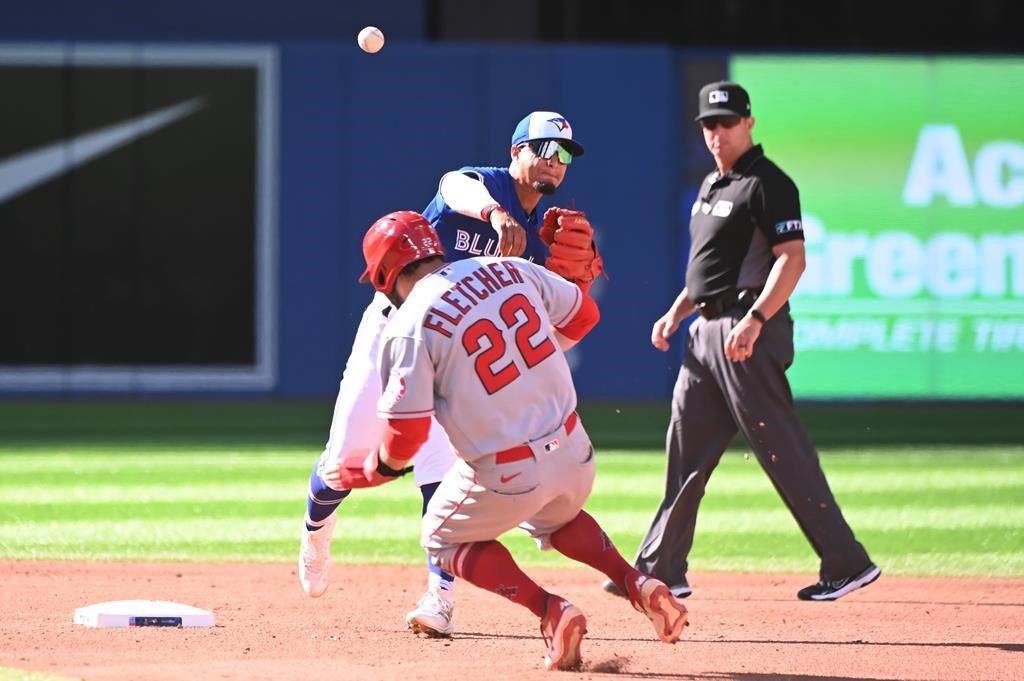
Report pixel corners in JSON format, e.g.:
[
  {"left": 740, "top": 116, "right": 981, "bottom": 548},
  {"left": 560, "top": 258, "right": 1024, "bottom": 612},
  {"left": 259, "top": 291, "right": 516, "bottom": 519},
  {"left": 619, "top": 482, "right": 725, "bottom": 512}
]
[{"left": 731, "top": 56, "right": 1024, "bottom": 398}]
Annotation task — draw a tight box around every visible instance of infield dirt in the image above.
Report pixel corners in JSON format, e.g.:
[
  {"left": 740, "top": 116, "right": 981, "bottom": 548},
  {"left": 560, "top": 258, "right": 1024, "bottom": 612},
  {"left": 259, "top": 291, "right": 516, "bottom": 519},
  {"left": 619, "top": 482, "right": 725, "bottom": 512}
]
[{"left": 2, "top": 561, "right": 1021, "bottom": 680}]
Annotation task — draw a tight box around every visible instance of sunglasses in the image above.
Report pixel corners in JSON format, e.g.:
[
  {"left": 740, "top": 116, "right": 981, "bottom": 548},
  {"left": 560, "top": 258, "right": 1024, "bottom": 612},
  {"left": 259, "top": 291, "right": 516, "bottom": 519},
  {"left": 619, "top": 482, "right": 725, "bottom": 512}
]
[
  {"left": 700, "top": 116, "right": 743, "bottom": 131},
  {"left": 523, "top": 139, "right": 574, "bottom": 165}
]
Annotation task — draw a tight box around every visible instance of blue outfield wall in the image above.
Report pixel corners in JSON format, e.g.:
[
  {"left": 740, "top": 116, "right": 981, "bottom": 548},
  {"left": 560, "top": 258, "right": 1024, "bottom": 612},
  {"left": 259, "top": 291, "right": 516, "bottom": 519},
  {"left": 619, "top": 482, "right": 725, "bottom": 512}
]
[{"left": 277, "top": 42, "right": 691, "bottom": 399}]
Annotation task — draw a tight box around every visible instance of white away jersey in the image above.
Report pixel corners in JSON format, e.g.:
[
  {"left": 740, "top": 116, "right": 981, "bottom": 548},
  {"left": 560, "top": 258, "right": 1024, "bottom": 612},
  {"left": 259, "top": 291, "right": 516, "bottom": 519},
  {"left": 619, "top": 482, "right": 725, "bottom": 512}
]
[{"left": 377, "top": 257, "right": 583, "bottom": 460}]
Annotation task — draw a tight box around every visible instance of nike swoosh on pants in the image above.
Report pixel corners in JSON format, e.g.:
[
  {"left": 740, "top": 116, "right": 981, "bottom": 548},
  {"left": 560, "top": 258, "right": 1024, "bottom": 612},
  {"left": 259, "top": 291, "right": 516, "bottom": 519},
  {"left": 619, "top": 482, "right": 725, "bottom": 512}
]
[{"left": 0, "top": 97, "right": 206, "bottom": 205}]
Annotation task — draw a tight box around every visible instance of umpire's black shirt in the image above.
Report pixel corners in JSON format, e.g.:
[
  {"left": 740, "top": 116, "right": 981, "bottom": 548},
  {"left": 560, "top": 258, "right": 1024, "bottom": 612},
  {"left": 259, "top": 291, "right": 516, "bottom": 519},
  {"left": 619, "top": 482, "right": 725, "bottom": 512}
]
[{"left": 686, "top": 144, "right": 804, "bottom": 303}]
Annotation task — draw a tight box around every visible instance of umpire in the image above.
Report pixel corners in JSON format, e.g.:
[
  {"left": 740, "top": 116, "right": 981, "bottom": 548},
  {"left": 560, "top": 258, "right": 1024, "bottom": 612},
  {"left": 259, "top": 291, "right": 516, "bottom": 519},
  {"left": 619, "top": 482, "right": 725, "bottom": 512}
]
[{"left": 610, "top": 81, "right": 880, "bottom": 601}]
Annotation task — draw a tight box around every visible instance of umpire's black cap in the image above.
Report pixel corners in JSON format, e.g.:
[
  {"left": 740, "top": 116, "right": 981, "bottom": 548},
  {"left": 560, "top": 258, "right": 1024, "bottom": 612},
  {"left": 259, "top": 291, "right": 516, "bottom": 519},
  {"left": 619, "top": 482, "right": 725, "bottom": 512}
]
[{"left": 694, "top": 81, "right": 752, "bottom": 121}]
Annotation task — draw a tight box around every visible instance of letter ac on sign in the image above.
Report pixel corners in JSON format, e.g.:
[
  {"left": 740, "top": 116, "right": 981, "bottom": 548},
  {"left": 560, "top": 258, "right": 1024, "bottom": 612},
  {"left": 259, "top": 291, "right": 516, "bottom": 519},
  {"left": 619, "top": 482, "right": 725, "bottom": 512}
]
[{"left": 709, "top": 90, "right": 730, "bottom": 103}]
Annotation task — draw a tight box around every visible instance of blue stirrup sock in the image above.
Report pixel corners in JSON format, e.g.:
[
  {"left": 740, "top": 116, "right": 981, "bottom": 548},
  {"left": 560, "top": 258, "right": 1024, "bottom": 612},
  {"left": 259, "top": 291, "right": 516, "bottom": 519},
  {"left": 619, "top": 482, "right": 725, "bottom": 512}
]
[{"left": 305, "top": 459, "right": 350, "bottom": 531}]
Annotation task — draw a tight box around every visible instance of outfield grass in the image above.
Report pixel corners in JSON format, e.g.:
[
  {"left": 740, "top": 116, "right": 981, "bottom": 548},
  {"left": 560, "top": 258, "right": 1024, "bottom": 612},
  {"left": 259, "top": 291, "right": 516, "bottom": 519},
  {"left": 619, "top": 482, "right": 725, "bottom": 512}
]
[{"left": 1, "top": 402, "right": 1022, "bottom": 577}]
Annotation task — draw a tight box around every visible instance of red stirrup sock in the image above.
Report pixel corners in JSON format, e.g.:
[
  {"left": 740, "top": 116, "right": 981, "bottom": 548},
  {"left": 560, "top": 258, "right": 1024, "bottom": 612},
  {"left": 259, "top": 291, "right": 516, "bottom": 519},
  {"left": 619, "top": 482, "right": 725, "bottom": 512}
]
[
  {"left": 550, "top": 510, "right": 635, "bottom": 593},
  {"left": 449, "top": 540, "right": 549, "bottom": 617}
]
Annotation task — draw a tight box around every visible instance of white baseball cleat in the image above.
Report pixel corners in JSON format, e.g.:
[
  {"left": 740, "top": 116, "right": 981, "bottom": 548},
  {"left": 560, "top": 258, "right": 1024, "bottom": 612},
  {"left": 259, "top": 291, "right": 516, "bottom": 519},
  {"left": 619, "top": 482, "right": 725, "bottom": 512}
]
[
  {"left": 405, "top": 587, "right": 455, "bottom": 637},
  {"left": 626, "top": 573, "right": 689, "bottom": 643},
  {"left": 298, "top": 513, "right": 337, "bottom": 598}
]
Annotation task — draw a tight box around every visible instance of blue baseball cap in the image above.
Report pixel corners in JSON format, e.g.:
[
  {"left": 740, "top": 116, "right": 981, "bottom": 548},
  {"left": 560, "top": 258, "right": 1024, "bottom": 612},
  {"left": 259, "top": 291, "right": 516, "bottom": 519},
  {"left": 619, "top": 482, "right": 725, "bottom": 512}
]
[{"left": 511, "top": 111, "right": 585, "bottom": 157}]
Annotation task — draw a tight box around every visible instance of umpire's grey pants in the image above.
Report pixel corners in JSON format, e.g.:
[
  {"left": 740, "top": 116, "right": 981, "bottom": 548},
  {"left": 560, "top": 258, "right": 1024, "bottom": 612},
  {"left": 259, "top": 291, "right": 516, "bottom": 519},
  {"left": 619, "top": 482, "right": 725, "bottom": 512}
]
[{"left": 635, "top": 303, "right": 872, "bottom": 583}]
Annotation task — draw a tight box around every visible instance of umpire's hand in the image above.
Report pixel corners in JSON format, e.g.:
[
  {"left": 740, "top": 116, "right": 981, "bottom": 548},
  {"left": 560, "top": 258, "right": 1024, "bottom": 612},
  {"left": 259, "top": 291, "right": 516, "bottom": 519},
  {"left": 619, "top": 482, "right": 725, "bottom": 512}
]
[
  {"left": 651, "top": 311, "right": 683, "bottom": 352},
  {"left": 724, "top": 316, "right": 762, "bottom": 362}
]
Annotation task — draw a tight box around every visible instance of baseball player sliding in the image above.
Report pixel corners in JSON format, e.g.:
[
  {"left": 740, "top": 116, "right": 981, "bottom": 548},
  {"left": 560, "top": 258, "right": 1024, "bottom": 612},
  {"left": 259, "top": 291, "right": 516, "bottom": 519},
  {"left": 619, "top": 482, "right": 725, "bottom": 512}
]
[
  {"left": 325, "top": 211, "right": 687, "bottom": 671},
  {"left": 299, "top": 111, "right": 603, "bottom": 637}
]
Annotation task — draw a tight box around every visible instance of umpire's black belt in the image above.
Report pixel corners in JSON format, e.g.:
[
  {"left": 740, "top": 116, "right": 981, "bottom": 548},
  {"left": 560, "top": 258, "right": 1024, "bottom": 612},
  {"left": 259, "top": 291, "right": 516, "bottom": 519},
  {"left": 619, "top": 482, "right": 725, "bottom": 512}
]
[{"left": 696, "top": 288, "right": 761, "bottom": 320}]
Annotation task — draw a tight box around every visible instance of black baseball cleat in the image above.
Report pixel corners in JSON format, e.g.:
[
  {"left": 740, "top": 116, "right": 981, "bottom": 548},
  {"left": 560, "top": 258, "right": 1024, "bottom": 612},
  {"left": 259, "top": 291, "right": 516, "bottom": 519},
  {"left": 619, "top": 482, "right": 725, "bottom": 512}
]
[
  {"left": 797, "top": 563, "right": 881, "bottom": 601},
  {"left": 603, "top": 578, "right": 692, "bottom": 599}
]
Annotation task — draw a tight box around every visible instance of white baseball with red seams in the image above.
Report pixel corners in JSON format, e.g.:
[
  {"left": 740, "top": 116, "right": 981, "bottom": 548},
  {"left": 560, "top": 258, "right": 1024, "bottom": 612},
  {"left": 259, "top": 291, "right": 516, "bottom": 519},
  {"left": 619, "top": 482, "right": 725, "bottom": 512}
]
[
  {"left": 357, "top": 26, "right": 385, "bottom": 53},
  {"left": 375, "top": 256, "right": 596, "bottom": 571}
]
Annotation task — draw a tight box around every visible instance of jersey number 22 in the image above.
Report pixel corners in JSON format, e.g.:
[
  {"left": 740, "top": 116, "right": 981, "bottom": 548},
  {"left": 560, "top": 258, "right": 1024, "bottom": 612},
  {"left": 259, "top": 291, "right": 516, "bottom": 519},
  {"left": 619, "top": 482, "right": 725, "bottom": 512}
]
[{"left": 461, "top": 293, "right": 555, "bottom": 394}]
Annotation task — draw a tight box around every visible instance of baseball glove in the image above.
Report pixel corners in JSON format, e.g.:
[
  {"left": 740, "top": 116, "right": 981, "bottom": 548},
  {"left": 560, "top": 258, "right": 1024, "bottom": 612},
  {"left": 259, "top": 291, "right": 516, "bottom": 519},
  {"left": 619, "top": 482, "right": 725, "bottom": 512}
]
[{"left": 539, "top": 207, "right": 605, "bottom": 291}]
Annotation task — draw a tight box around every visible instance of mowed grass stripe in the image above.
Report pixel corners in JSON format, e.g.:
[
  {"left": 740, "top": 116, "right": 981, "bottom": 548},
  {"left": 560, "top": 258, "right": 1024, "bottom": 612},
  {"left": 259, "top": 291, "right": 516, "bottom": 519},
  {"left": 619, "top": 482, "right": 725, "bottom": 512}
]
[
  {"left": 4, "top": 446, "right": 1021, "bottom": 472},
  {"left": 589, "top": 488, "right": 1024, "bottom": 510},
  {"left": 7, "top": 470, "right": 1017, "bottom": 495},
  {"left": 1, "top": 536, "right": 1018, "bottom": 577},
  {"left": 665, "top": 552, "right": 1024, "bottom": 577},
  {"left": 0, "top": 482, "right": 314, "bottom": 504},
  {"left": 596, "top": 447, "right": 1024, "bottom": 463},
  {"left": 2, "top": 447, "right": 1023, "bottom": 577},
  {"left": 4, "top": 475, "right": 1019, "bottom": 507},
  {"left": 0, "top": 451, "right": 310, "bottom": 474},
  {"left": 4, "top": 493, "right": 1021, "bottom": 532},
  {"left": 5, "top": 451, "right": 1023, "bottom": 487},
  {"left": 0, "top": 515, "right": 424, "bottom": 548},
  {"left": 0, "top": 449, "right": 311, "bottom": 465},
  {"left": 590, "top": 505, "right": 1024, "bottom": 531},
  {"left": 2, "top": 508, "right": 1020, "bottom": 569},
  {"left": 592, "top": 469, "right": 1024, "bottom": 493},
  {"left": 0, "top": 495, "right": 421, "bottom": 522}
]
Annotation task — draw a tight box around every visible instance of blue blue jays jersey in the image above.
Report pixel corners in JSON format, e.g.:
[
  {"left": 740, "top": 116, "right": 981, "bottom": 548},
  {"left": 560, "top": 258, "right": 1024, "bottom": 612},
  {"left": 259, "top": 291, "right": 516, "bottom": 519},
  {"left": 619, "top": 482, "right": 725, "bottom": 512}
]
[{"left": 422, "top": 166, "right": 551, "bottom": 264}]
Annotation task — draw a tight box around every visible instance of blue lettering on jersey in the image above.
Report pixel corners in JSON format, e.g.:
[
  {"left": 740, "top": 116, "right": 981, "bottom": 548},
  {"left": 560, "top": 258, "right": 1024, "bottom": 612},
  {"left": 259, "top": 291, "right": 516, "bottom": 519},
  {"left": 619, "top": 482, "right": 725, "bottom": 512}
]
[{"left": 422, "top": 166, "right": 551, "bottom": 264}]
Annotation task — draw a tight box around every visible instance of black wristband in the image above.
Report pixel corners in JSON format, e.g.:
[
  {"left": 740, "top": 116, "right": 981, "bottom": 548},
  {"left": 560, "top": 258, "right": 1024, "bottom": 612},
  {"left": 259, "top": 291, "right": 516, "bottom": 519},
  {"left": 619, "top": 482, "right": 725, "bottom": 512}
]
[
  {"left": 376, "top": 457, "right": 409, "bottom": 478},
  {"left": 749, "top": 309, "right": 767, "bottom": 324}
]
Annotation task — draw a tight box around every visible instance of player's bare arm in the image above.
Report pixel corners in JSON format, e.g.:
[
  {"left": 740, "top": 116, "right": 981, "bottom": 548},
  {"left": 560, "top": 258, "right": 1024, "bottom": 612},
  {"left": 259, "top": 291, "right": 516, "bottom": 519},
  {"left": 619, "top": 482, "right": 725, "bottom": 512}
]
[
  {"left": 724, "top": 240, "right": 806, "bottom": 362},
  {"left": 652, "top": 287, "right": 697, "bottom": 352}
]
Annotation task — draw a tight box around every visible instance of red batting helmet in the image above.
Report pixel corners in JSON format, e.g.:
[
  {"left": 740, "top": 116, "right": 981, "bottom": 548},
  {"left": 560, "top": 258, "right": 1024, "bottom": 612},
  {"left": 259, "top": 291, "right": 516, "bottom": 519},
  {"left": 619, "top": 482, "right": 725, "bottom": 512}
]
[{"left": 359, "top": 211, "right": 445, "bottom": 294}]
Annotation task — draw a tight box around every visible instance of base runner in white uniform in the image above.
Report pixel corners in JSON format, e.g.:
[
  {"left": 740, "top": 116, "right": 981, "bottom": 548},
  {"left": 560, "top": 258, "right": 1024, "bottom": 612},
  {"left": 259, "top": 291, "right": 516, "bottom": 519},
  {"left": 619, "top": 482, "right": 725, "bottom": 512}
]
[
  {"left": 329, "top": 211, "right": 689, "bottom": 671},
  {"left": 298, "top": 290, "right": 457, "bottom": 566}
]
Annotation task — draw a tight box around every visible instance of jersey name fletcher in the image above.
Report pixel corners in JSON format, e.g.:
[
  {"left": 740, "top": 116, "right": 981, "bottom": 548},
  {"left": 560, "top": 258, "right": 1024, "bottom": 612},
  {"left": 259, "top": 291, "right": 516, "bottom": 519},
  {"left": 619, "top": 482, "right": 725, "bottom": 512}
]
[{"left": 425, "top": 261, "right": 527, "bottom": 338}]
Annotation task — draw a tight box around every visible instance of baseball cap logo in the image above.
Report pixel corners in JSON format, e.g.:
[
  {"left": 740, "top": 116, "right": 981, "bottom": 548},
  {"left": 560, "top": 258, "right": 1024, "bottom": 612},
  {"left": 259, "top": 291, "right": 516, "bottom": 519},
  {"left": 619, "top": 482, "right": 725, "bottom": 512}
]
[
  {"left": 709, "top": 90, "right": 729, "bottom": 104},
  {"left": 547, "top": 116, "right": 570, "bottom": 133}
]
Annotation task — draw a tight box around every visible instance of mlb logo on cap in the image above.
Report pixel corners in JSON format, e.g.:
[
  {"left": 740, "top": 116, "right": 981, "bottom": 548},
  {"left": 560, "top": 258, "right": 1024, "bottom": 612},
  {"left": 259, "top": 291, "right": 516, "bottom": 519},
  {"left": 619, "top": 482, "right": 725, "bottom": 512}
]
[
  {"left": 695, "top": 81, "right": 752, "bottom": 121},
  {"left": 511, "top": 111, "right": 585, "bottom": 156}
]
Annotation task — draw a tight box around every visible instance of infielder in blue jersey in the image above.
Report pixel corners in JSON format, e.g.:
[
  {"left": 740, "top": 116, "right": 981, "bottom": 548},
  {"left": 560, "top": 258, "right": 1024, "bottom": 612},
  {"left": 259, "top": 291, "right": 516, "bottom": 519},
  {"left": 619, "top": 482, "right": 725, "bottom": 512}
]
[
  {"left": 423, "top": 111, "right": 585, "bottom": 265},
  {"left": 299, "top": 111, "right": 604, "bottom": 637}
]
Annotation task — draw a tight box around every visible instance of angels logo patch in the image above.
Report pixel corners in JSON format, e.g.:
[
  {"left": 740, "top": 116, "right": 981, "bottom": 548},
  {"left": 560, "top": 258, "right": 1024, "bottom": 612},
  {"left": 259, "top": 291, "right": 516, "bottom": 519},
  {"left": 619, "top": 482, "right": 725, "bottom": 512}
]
[{"left": 381, "top": 369, "right": 407, "bottom": 407}]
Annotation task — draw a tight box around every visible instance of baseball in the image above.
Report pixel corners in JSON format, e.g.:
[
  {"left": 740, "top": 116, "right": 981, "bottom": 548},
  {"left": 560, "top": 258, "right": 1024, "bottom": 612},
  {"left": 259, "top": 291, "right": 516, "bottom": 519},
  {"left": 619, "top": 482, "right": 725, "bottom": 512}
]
[{"left": 357, "top": 26, "right": 385, "bottom": 53}]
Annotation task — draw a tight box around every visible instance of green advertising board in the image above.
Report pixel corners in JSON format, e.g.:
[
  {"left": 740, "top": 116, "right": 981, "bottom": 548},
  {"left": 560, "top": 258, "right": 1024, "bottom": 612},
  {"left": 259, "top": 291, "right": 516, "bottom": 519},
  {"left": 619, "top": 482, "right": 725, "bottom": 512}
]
[{"left": 730, "top": 56, "right": 1024, "bottom": 398}]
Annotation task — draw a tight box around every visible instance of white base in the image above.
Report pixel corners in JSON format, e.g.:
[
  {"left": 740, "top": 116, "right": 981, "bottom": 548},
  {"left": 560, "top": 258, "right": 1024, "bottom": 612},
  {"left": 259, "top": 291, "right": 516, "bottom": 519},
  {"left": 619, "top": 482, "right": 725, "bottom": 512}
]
[{"left": 73, "top": 600, "right": 215, "bottom": 628}]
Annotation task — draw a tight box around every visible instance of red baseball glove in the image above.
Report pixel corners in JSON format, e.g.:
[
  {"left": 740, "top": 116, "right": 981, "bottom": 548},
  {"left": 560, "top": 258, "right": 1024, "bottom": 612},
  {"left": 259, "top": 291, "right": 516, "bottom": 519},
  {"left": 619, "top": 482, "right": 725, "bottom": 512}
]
[{"left": 539, "top": 208, "right": 605, "bottom": 292}]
